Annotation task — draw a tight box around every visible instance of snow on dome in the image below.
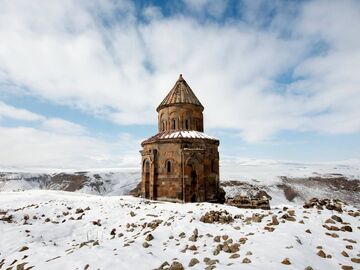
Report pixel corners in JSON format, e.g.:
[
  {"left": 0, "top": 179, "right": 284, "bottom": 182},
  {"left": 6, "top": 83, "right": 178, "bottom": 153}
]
[
  {"left": 142, "top": 130, "right": 218, "bottom": 145},
  {"left": 159, "top": 130, "right": 217, "bottom": 140}
]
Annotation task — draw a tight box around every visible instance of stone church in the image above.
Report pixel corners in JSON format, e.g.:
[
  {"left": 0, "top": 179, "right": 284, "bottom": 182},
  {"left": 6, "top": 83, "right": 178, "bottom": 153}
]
[{"left": 140, "top": 74, "right": 220, "bottom": 203}]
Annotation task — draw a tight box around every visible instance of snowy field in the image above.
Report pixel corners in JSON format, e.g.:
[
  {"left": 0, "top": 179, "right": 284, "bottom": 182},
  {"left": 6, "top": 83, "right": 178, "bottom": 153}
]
[
  {"left": 1, "top": 159, "right": 359, "bottom": 195},
  {"left": 220, "top": 158, "right": 360, "bottom": 184},
  {"left": 0, "top": 190, "right": 359, "bottom": 270}
]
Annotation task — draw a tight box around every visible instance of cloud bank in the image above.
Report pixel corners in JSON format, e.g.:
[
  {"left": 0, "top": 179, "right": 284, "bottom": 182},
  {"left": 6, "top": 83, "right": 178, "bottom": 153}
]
[{"left": 0, "top": 0, "right": 359, "bottom": 168}]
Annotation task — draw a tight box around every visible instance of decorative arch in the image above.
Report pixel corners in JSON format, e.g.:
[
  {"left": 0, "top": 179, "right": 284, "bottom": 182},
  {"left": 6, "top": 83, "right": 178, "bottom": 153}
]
[
  {"left": 181, "top": 111, "right": 192, "bottom": 130},
  {"left": 169, "top": 111, "right": 180, "bottom": 131}
]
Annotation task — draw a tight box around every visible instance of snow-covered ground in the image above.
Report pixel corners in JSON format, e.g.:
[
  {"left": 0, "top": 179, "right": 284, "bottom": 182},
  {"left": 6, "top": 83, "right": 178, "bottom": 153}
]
[
  {"left": 0, "top": 190, "right": 359, "bottom": 270},
  {"left": 220, "top": 158, "right": 360, "bottom": 184}
]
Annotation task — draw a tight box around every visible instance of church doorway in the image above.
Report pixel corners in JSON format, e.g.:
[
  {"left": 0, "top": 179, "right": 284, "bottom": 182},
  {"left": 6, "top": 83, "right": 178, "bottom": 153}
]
[
  {"left": 190, "top": 170, "right": 197, "bottom": 202},
  {"left": 144, "top": 160, "right": 150, "bottom": 198}
]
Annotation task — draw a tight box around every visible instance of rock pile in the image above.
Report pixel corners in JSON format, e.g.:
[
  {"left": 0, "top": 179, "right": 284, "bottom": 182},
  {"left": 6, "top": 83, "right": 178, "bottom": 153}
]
[
  {"left": 303, "top": 198, "right": 344, "bottom": 212},
  {"left": 226, "top": 195, "right": 270, "bottom": 210},
  {"left": 200, "top": 210, "right": 233, "bottom": 224}
]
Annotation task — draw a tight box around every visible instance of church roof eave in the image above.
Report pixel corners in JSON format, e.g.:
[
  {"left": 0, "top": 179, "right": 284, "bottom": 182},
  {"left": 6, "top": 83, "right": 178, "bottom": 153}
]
[{"left": 141, "top": 130, "right": 219, "bottom": 146}]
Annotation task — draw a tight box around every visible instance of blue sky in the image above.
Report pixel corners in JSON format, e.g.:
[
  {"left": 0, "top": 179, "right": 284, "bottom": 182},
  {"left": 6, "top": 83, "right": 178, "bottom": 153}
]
[{"left": 0, "top": 0, "right": 359, "bottom": 169}]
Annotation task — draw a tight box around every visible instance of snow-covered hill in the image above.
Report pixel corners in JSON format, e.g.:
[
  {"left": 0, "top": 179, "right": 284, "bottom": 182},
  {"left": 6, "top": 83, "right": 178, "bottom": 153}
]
[
  {"left": 0, "top": 190, "right": 359, "bottom": 270},
  {"left": 0, "top": 169, "right": 140, "bottom": 196},
  {"left": 1, "top": 159, "right": 359, "bottom": 207}
]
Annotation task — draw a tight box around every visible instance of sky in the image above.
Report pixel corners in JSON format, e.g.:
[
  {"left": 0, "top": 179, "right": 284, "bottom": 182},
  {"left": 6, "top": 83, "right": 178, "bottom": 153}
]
[{"left": 0, "top": 0, "right": 359, "bottom": 169}]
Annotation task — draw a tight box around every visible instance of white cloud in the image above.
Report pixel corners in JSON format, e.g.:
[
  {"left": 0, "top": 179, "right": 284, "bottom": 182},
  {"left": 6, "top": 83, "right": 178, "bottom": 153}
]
[
  {"left": 0, "top": 0, "right": 359, "bottom": 144},
  {"left": 0, "top": 101, "right": 45, "bottom": 121},
  {"left": 0, "top": 125, "right": 140, "bottom": 169},
  {"left": 0, "top": 101, "right": 89, "bottom": 136},
  {"left": 0, "top": 100, "right": 141, "bottom": 169},
  {"left": 40, "top": 118, "right": 86, "bottom": 135}
]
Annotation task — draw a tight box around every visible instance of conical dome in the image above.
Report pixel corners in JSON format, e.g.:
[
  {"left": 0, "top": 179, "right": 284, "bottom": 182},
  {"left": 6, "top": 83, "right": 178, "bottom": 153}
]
[{"left": 156, "top": 74, "right": 204, "bottom": 112}]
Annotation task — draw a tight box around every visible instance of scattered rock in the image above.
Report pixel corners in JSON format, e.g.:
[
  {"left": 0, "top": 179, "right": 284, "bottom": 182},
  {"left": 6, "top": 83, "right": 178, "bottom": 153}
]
[
  {"left": 331, "top": 215, "right": 343, "bottom": 223},
  {"left": 323, "top": 224, "right": 340, "bottom": 231},
  {"left": 142, "top": 242, "right": 150, "bottom": 248},
  {"left": 188, "top": 245, "right": 197, "bottom": 251},
  {"left": 157, "top": 262, "right": 170, "bottom": 270},
  {"left": 146, "top": 234, "right": 154, "bottom": 241},
  {"left": 229, "top": 243, "right": 240, "bottom": 253},
  {"left": 0, "top": 214, "right": 13, "bottom": 223},
  {"left": 272, "top": 215, "right": 279, "bottom": 225},
  {"left": 317, "top": 250, "right": 326, "bottom": 258},
  {"left": 200, "top": 210, "right": 233, "bottom": 224},
  {"left": 75, "top": 208, "right": 84, "bottom": 214},
  {"left": 264, "top": 226, "right": 275, "bottom": 232},
  {"left": 188, "top": 258, "right": 199, "bottom": 267},
  {"left": 168, "top": 261, "right": 184, "bottom": 270},
  {"left": 287, "top": 210, "right": 295, "bottom": 216},
  {"left": 252, "top": 213, "right": 264, "bottom": 223},
  {"left": 205, "top": 259, "right": 218, "bottom": 266},
  {"left": 242, "top": 258, "right": 251, "bottom": 264},
  {"left": 281, "top": 258, "right": 291, "bottom": 265},
  {"left": 188, "top": 235, "right": 197, "bottom": 242},
  {"left": 229, "top": 254, "right": 240, "bottom": 259},
  {"left": 19, "top": 246, "right": 29, "bottom": 252},
  {"left": 147, "top": 219, "right": 163, "bottom": 229},
  {"left": 303, "top": 198, "right": 343, "bottom": 212},
  {"left": 239, "top": 237, "right": 248, "bottom": 244},
  {"left": 280, "top": 213, "right": 296, "bottom": 222},
  {"left": 325, "top": 218, "right": 335, "bottom": 224},
  {"left": 341, "top": 226, "right": 352, "bottom": 232},
  {"left": 15, "top": 262, "right": 28, "bottom": 270},
  {"left": 92, "top": 220, "right": 101, "bottom": 226},
  {"left": 343, "top": 238, "right": 356, "bottom": 244},
  {"left": 214, "top": 236, "right": 221, "bottom": 242}
]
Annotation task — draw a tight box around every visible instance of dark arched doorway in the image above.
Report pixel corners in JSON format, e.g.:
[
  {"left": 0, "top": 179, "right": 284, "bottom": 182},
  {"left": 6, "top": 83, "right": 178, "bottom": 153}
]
[
  {"left": 144, "top": 160, "right": 150, "bottom": 199},
  {"left": 190, "top": 170, "right": 197, "bottom": 202}
]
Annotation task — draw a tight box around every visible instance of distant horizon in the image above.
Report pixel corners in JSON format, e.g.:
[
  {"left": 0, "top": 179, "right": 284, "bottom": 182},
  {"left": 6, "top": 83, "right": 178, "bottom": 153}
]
[
  {"left": 0, "top": 0, "right": 359, "bottom": 169},
  {"left": 1, "top": 157, "right": 359, "bottom": 182}
]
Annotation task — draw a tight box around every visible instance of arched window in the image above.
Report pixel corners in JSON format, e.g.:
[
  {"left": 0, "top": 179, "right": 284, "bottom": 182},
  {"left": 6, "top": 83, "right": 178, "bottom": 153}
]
[
  {"left": 185, "top": 119, "right": 189, "bottom": 129},
  {"left": 172, "top": 119, "right": 176, "bottom": 130},
  {"left": 166, "top": 160, "right": 171, "bottom": 173},
  {"left": 195, "top": 119, "right": 199, "bottom": 130},
  {"left": 162, "top": 121, "right": 166, "bottom": 131}
]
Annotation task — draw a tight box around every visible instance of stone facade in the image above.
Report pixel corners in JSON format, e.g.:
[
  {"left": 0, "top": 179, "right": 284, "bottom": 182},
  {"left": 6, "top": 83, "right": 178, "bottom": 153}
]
[{"left": 140, "top": 75, "right": 220, "bottom": 203}]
